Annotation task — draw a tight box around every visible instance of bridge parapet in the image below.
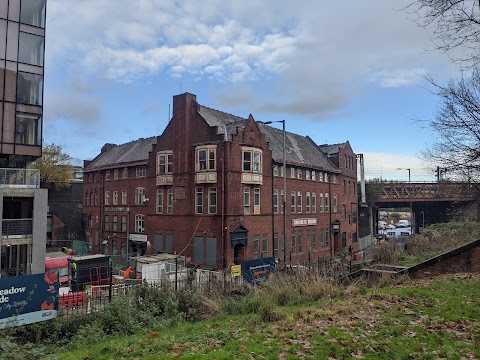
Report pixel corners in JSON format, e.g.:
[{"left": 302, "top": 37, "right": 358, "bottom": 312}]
[{"left": 379, "top": 182, "right": 477, "bottom": 202}]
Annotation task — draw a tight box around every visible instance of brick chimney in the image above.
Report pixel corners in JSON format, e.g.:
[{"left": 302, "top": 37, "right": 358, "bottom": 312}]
[{"left": 172, "top": 93, "right": 198, "bottom": 173}]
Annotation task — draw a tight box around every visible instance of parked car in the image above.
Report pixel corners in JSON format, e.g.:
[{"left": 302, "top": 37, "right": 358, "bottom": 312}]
[
  {"left": 396, "top": 220, "right": 410, "bottom": 228},
  {"left": 374, "top": 234, "right": 388, "bottom": 240},
  {"left": 386, "top": 224, "right": 396, "bottom": 229}
]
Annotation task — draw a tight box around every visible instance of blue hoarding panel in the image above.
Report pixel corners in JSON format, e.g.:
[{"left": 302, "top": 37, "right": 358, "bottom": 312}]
[{"left": 0, "top": 272, "right": 59, "bottom": 328}]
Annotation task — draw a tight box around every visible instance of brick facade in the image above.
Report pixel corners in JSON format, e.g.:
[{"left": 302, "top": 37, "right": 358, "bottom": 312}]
[{"left": 83, "top": 93, "right": 358, "bottom": 270}]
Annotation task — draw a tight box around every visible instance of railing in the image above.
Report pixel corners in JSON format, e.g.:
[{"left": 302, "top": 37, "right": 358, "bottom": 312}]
[
  {"left": 1, "top": 219, "right": 33, "bottom": 239},
  {"left": 0, "top": 168, "right": 40, "bottom": 188}
]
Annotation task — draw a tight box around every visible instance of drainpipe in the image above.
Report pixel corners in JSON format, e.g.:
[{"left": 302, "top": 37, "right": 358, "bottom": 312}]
[
  {"left": 222, "top": 125, "right": 228, "bottom": 270},
  {"left": 328, "top": 174, "right": 333, "bottom": 257}
]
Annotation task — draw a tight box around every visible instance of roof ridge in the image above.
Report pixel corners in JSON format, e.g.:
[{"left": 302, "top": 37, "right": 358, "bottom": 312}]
[{"left": 199, "top": 105, "right": 246, "bottom": 121}]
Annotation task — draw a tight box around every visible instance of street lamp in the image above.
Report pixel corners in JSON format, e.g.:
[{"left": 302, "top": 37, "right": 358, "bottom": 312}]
[
  {"left": 396, "top": 168, "right": 412, "bottom": 234},
  {"left": 261, "top": 120, "right": 287, "bottom": 268}
]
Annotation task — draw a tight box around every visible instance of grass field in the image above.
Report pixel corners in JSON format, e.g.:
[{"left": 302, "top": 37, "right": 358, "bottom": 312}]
[{"left": 52, "top": 273, "right": 480, "bottom": 360}]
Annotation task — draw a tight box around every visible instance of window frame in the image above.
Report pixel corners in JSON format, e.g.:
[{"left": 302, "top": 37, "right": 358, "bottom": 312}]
[
  {"left": 243, "top": 187, "right": 251, "bottom": 214},
  {"left": 254, "top": 188, "right": 260, "bottom": 214},
  {"left": 135, "top": 214, "right": 145, "bottom": 233},
  {"left": 195, "top": 187, "right": 203, "bottom": 214},
  {"left": 156, "top": 189, "right": 164, "bottom": 214},
  {"left": 135, "top": 187, "right": 145, "bottom": 205},
  {"left": 208, "top": 187, "right": 217, "bottom": 214}
]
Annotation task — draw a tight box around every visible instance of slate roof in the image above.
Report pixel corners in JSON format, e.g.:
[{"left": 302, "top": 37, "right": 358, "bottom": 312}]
[
  {"left": 198, "top": 106, "right": 247, "bottom": 140},
  {"left": 257, "top": 124, "right": 339, "bottom": 172},
  {"left": 318, "top": 143, "right": 346, "bottom": 156},
  {"left": 198, "top": 105, "right": 338, "bottom": 172},
  {"left": 85, "top": 136, "right": 157, "bottom": 170}
]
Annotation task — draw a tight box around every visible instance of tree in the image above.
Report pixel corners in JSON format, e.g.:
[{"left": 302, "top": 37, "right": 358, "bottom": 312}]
[
  {"left": 422, "top": 69, "right": 480, "bottom": 182},
  {"left": 406, "top": 0, "right": 480, "bottom": 68},
  {"left": 32, "top": 142, "right": 74, "bottom": 188}
]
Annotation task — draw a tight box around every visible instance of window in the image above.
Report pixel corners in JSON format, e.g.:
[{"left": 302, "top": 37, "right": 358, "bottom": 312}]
[
  {"left": 195, "top": 187, "right": 203, "bottom": 214},
  {"left": 105, "top": 191, "right": 110, "bottom": 205},
  {"left": 90, "top": 192, "right": 93, "bottom": 206},
  {"left": 135, "top": 214, "right": 145, "bottom": 233},
  {"left": 105, "top": 170, "right": 111, "bottom": 180},
  {"left": 325, "top": 193, "right": 329, "bottom": 212},
  {"left": 94, "top": 191, "right": 98, "bottom": 205},
  {"left": 122, "top": 167, "right": 128, "bottom": 179},
  {"left": 291, "top": 167, "right": 295, "bottom": 178},
  {"left": 197, "top": 147, "right": 215, "bottom": 171},
  {"left": 291, "top": 233, "right": 296, "bottom": 254},
  {"left": 85, "top": 191, "right": 89, "bottom": 206},
  {"left": 273, "top": 165, "right": 279, "bottom": 177},
  {"left": 262, "top": 234, "right": 268, "bottom": 258},
  {"left": 352, "top": 210, "right": 357, "bottom": 224},
  {"left": 333, "top": 175, "right": 337, "bottom": 184},
  {"left": 167, "top": 189, "right": 174, "bottom": 214},
  {"left": 112, "top": 240, "right": 117, "bottom": 255},
  {"left": 88, "top": 215, "right": 93, "bottom": 228},
  {"left": 306, "top": 170, "right": 310, "bottom": 180},
  {"left": 209, "top": 188, "right": 217, "bottom": 214},
  {"left": 297, "top": 192, "right": 302, "bottom": 213},
  {"left": 273, "top": 189, "right": 279, "bottom": 213},
  {"left": 242, "top": 148, "right": 262, "bottom": 173},
  {"left": 297, "top": 231, "right": 303, "bottom": 253},
  {"left": 333, "top": 194, "right": 338, "bottom": 212},
  {"left": 342, "top": 204, "right": 346, "bottom": 220},
  {"left": 135, "top": 188, "right": 145, "bottom": 205},
  {"left": 280, "top": 165, "right": 284, "bottom": 177},
  {"left": 325, "top": 229, "right": 330, "bottom": 248},
  {"left": 17, "top": 72, "right": 43, "bottom": 106},
  {"left": 347, "top": 181, "right": 351, "bottom": 196},
  {"left": 104, "top": 215, "right": 110, "bottom": 231},
  {"left": 253, "top": 235, "right": 260, "bottom": 259},
  {"left": 343, "top": 180, "right": 346, "bottom": 195},
  {"left": 158, "top": 152, "right": 173, "bottom": 174},
  {"left": 312, "top": 193, "right": 316, "bottom": 213},
  {"left": 312, "top": 171, "right": 316, "bottom": 181},
  {"left": 114, "top": 169, "right": 119, "bottom": 179},
  {"left": 254, "top": 188, "right": 260, "bottom": 214},
  {"left": 122, "top": 190, "right": 127, "bottom": 205},
  {"left": 156, "top": 189, "right": 164, "bottom": 214},
  {"left": 112, "top": 215, "right": 118, "bottom": 231},
  {"left": 290, "top": 191, "right": 296, "bottom": 213},
  {"left": 312, "top": 230, "right": 317, "bottom": 250},
  {"left": 325, "top": 173, "right": 329, "bottom": 183},
  {"left": 244, "top": 187, "right": 250, "bottom": 214},
  {"left": 121, "top": 216, "right": 127, "bottom": 232},
  {"left": 306, "top": 192, "right": 310, "bottom": 213},
  {"left": 352, "top": 232, "right": 358, "bottom": 243},
  {"left": 320, "top": 228, "right": 325, "bottom": 248},
  {"left": 319, "top": 172, "right": 323, "bottom": 182},
  {"left": 113, "top": 191, "right": 118, "bottom": 205},
  {"left": 319, "top": 193, "right": 324, "bottom": 212},
  {"left": 20, "top": 0, "right": 46, "bottom": 27},
  {"left": 297, "top": 168, "right": 302, "bottom": 179},
  {"left": 15, "top": 113, "right": 41, "bottom": 145},
  {"left": 136, "top": 166, "right": 146, "bottom": 177},
  {"left": 281, "top": 190, "right": 284, "bottom": 214},
  {"left": 121, "top": 241, "right": 126, "bottom": 254},
  {"left": 273, "top": 233, "right": 279, "bottom": 258}
]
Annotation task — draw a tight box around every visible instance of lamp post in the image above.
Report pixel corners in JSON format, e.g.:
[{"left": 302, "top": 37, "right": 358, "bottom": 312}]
[
  {"left": 397, "top": 168, "right": 412, "bottom": 235},
  {"left": 420, "top": 211, "right": 425, "bottom": 233},
  {"left": 261, "top": 120, "right": 287, "bottom": 268}
]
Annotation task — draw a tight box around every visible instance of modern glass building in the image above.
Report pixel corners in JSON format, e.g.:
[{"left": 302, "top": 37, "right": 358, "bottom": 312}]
[{"left": 0, "top": 0, "right": 47, "bottom": 277}]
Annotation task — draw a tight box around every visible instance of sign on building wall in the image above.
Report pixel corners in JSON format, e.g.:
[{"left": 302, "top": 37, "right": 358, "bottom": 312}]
[
  {"left": 292, "top": 218, "right": 317, "bottom": 227},
  {"left": 0, "top": 272, "right": 59, "bottom": 329}
]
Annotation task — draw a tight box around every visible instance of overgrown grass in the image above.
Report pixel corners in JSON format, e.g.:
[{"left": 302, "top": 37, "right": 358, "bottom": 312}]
[
  {"left": 403, "top": 221, "right": 480, "bottom": 265},
  {"left": 47, "top": 273, "right": 480, "bottom": 359}
]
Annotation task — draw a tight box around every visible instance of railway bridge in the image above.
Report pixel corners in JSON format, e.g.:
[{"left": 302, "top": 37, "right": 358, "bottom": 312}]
[{"left": 367, "top": 182, "right": 478, "bottom": 233}]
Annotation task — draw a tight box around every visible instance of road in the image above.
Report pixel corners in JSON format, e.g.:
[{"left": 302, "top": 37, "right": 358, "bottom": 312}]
[{"left": 378, "top": 227, "right": 412, "bottom": 250}]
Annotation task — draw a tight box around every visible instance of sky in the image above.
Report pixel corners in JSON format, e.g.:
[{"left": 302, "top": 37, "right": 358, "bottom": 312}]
[{"left": 43, "top": 0, "right": 462, "bottom": 181}]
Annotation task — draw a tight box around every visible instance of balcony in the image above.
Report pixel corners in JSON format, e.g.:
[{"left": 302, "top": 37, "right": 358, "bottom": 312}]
[
  {"left": 241, "top": 172, "right": 263, "bottom": 185},
  {"left": 1, "top": 219, "right": 33, "bottom": 240},
  {"left": 0, "top": 168, "right": 40, "bottom": 188}
]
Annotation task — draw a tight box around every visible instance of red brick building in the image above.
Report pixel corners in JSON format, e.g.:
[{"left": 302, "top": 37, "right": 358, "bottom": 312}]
[{"left": 83, "top": 93, "right": 358, "bottom": 269}]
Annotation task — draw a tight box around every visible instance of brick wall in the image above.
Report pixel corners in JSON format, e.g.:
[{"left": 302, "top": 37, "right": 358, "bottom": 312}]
[{"left": 410, "top": 246, "right": 480, "bottom": 279}]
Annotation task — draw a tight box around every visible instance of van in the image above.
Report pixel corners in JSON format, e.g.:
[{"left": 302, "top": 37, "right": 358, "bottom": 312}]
[{"left": 396, "top": 220, "right": 410, "bottom": 228}]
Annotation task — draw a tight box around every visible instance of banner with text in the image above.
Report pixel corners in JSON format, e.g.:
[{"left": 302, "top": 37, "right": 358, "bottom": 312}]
[{"left": 0, "top": 272, "right": 59, "bottom": 329}]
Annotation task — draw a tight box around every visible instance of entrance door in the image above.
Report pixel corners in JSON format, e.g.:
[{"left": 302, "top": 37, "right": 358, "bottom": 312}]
[{"left": 233, "top": 244, "right": 245, "bottom": 265}]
